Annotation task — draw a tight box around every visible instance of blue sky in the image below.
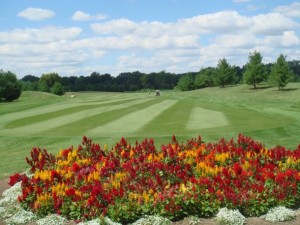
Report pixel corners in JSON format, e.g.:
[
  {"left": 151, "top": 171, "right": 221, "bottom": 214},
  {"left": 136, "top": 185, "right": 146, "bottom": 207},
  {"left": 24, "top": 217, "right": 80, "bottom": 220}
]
[{"left": 0, "top": 0, "right": 299, "bottom": 78}]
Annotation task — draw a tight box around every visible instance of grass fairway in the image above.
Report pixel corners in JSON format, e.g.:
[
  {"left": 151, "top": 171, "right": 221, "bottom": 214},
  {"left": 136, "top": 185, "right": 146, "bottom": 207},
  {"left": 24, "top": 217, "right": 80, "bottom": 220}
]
[{"left": 0, "top": 84, "right": 300, "bottom": 178}]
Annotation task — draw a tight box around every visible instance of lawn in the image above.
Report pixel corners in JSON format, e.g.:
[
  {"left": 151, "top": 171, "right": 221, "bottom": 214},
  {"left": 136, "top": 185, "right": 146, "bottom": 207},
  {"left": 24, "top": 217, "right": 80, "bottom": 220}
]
[{"left": 0, "top": 83, "right": 299, "bottom": 178}]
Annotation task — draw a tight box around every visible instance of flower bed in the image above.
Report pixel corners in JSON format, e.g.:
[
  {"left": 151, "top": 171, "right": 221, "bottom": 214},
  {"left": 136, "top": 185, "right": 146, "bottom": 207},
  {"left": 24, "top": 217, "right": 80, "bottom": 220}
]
[{"left": 8, "top": 134, "right": 300, "bottom": 223}]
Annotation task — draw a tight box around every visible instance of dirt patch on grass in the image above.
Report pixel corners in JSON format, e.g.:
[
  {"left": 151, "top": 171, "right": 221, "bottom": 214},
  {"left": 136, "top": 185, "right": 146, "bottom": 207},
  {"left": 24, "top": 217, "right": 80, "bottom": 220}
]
[{"left": 1, "top": 178, "right": 300, "bottom": 225}]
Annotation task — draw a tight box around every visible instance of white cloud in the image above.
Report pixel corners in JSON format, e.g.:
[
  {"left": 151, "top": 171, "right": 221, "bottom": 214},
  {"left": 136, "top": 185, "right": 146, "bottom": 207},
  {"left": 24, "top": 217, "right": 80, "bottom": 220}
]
[
  {"left": 91, "top": 11, "right": 252, "bottom": 37},
  {"left": 2, "top": 6, "right": 300, "bottom": 77},
  {"left": 178, "top": 11, "right": 251, "bottom": 34},
  {"left": 0, "top": 27, "right": 82, "bottom": 43},
  {"left": 262, "top": 31, "right": 300, "bottom": 47},
  {"left": 250, "top": 13, "right": 298, "bottom": 35},
  {"left": 18, "top": 7, "right": 55, "bottom": 21},
  {"left": 273, "top": 2, "right": 300, "bottom": 18},
  {"left": 214, "top": 34, "right": 258, "bottom": 48},
  {"left": 72, "top": 11, "right": 107, "bottom": 21}
]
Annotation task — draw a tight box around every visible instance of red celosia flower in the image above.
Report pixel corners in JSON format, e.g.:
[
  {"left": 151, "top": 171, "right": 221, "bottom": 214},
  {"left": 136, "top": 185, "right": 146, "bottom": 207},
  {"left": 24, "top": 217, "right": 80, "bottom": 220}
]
[
  {"left": 233, "top": 162, "right": 243, "bottom": 176},
  {"left": 66, "top": 188, "right": 76, "bottom": 196},
  {"left": 9, "top": 173, "right": 25, "bottom": 186}
]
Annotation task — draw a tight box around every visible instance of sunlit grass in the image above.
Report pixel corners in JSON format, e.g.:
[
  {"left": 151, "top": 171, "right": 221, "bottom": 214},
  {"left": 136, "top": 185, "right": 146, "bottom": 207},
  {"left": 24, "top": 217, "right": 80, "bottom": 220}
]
[{"left": 0, "top": 83, "right": 299, "bottom": 178}]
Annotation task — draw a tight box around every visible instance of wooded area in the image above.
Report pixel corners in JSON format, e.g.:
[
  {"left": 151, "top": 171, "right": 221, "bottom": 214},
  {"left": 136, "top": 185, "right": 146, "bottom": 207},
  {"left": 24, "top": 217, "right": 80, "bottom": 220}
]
[{"left": 20, "top": 59, "right": 300, "bottom": 94}]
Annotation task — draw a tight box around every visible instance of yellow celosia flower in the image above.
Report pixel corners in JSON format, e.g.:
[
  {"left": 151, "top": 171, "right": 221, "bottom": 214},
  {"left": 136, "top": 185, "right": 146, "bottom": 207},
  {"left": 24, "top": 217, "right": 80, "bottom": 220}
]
[
  {"left": 87, "top": 171, "right": 100, "bottom": 182},
  {"left": 34, "top": 170, "right": 52, "bottom": 182},
  {"left": 34, "top": 193, "right": 52, "bottom": 208},
  {"left": 130, "top": 149, "right": 134, "bottom": 158},
  {"left": 180, "top": 183, "right": 187, "bottom": 193},
  {"left": 148, "top": 189, "right": 154, "bottom": 195},
  {"left": 215, "top": 152, "right": 230, "bottom": 164},
  {"left": 52, "top": 182, "right": 68, "bottom": 197},
  {"left": 115, "top": 172, "right": 127, "bottom": 181},
  {"left": 142, "top": 190, "right": 150, "bottom": 204},
  {"left": 242, "top": 161, "right": 250, "bottom": 170}
]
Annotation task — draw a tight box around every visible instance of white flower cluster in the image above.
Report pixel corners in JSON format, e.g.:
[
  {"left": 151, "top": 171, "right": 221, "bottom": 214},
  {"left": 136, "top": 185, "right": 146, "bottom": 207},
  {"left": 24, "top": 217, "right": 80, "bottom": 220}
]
[
  {"left": 78, "top": 219, "right": 103, "bottom": 225},
  {"left": 0, "top": 182, "right": 21, "bottom": 206},
  {"left": 23, "top": 168, "right": 34, "bottom": 178},
  {"left": 78, "top": 217, "right": 122, "bottom": 225},
  {"left": 4, "top": 208, "right": 36, "bottom": 225},
  {"left": 187, "top": 215, "right": 201, "bottom": 225},
  {"left": 264, "top": 206, "right": 296, "bottom": 222},
  {"left": 131, "top": 215, "right": 171, "bottom": 225},
  {"left": 216, "top": 207, "right": 245, "bottom": 225},
  {"left": 0, "top": 182, "right": 25, "bottom": 220},
  {"left": 36, "top": 214, "right": 67, "bottom": 225},
  {"left": 0, "top": 182, "right": 36, "bottom": 224}
]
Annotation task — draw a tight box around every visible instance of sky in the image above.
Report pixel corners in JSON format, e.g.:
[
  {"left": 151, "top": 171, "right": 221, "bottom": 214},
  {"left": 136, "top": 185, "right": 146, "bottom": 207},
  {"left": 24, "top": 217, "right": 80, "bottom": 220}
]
[{"left": 0, "top": 0, "right": 299, "bottom": 78}]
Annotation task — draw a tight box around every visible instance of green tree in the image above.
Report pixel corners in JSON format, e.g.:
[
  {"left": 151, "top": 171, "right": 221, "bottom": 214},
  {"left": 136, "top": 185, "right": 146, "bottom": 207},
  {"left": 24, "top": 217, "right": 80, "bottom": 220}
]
[
  {"left": 288, "top": 60, "right": 300, "bottom": 82},
  {"left": 216, "top": 58, "right": 236, "bottom": 87},
  {"left": 194, "top": 67, "right": 216, "bottom": 89},
  {"left": 38, "top": 80, "right": 49, "bottom": 92},
  {"left": 21, "top": 74, "right": 39, "bottom": 91},
  {"left": 177, "top": 73, "right": 194, "bottom": 91},
  {"left": 51, "top": 82, "right": 65, "bottom": 95},
  {"left": 243, "top": 51, "right": 267, "bottom": 88},
  {"left": 39, "top": 72, "right": 61, "bottom": 92},
  {"left": 270, "top": 54, "right": 294, "bottom": 90},
  {"left": 0, "top": 70, "right": 22, "bottom": 102}
]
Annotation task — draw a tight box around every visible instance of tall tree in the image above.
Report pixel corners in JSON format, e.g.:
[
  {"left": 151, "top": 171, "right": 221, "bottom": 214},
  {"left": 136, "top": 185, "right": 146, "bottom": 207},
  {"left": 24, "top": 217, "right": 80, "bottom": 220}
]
[
  {"left": 270, "top": 54, "right": 294, "bottom": 90},
  {"left": 194, "top": 67, "right": 216, "bottom": 89},
  {"left": 0, "top": 70, "right": 22, "bottom": 102},
  {"left": 39, "top": 72, "right": 61, "bottom": 91},
  {"left": 243, "top": 51, "right": 267, "bottom": 89},
  {"left": 288, "top": 60, "right": 300, "bottom": 82},
  {"left": 177, "top": 73, "right": 194, "bottom": 91},
  {"left": 216, "top": 58, "right": 236, "bottom": 87}
]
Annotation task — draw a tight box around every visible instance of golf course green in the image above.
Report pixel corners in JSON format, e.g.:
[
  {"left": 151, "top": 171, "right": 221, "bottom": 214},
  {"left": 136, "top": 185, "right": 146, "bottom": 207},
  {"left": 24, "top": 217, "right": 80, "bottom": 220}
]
[{"left": 0, "top": 83, "right": 299, "bottom": 178}]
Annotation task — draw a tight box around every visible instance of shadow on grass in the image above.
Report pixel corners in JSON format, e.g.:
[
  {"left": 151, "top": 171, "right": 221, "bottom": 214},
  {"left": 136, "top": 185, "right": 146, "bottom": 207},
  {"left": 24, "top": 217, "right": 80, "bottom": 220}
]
[
  {"left": 247, "top": 85, "right": 273, "bottom": 90},
  {"left": 279, "top": 87, "right": 300, "bottom": 92}
]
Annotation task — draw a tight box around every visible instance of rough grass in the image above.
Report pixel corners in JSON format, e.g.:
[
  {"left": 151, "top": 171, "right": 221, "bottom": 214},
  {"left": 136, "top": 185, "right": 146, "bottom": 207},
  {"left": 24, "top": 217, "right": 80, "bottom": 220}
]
[{"left": 0, "top": 84, "right": 300, "bottom": 178}]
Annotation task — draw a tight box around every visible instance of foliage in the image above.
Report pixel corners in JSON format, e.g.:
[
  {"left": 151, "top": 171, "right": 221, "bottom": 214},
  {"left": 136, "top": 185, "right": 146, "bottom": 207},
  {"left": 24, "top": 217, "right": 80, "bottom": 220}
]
[
  {"left": 194, "top": 67, "right": 216, "bottom": 89},
  {"left": 51, "top": 82, "right": 65, "bottom": 96},
  {"left": 216, "top": 58, "right": 237, "bottom": 87},
  {"left": 9, "top": 134, "right": 300, "bottom": 223},
  {"left": 177, "top": 73, "right": 195, "bottom": 91},
  {"left": 38, "top": 73, "right": 65, "bottom": 95},
  {"left": 243, "top": 51, "right": 267, "bottom": 88},
  {"left": 215, "top": 208, "right": 245, "bottom": 225},
  {"left": 270, "top": 54, "right": 294, "bottom": 90},
  {"left": 38, "top": 80, "right": 50, "bottom": 92},
  {"left": 0, "top": 70, "right": 22, "bottom": 102},
  {"left": 289, "top": 60, "right": 300, "bottom": 82},
  {"left": 39, "top": 72, "right": 61, "bottom": 89}
]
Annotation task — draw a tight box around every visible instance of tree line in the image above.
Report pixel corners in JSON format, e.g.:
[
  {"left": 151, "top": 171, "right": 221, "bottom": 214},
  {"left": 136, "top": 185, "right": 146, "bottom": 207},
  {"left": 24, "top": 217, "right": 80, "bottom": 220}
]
[
  {"left": 178, "top": 53, "right": 299, "bottom": 91},
  {"left": 1, "top": 52, "right": 299, "bottom": 102}
]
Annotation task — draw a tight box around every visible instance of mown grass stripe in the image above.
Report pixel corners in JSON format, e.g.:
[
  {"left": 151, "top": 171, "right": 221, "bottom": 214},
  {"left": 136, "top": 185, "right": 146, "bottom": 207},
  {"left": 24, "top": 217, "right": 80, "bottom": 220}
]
[
  {"left": 43, "top": 97, "right": 163, "bottom": 136},
  {"left": 4, "top": 98, "right": 138, "bottom": 129},
  {"left": 0, "top": 95, "right": 140, "bottom": 126},
  {"left": 0, "top": 98, "right": 155, "bottom": 136},
  {"left": 186, "top": 107, "right": 229, "bottom": 130},
  {"left": 137, "top": 99, "right": 195, "bottom": 136},
  {"left": 87, "top": 100, "right": 177, "bottom": 136}
]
